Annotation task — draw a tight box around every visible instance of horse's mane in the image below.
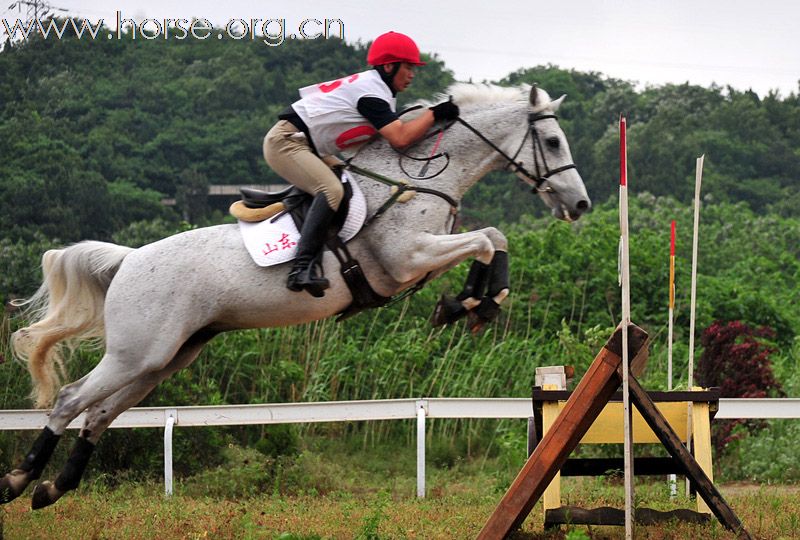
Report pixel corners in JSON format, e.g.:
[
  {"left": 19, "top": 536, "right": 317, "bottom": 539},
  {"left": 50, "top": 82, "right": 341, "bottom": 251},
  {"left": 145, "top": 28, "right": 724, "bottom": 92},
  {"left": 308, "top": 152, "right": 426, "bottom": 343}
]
[
  {"left": 407, "top": 82, "right": 547, "bottom": 117},
  {"left": 445, "top": 82, "right": 535, "bottom": 106}
]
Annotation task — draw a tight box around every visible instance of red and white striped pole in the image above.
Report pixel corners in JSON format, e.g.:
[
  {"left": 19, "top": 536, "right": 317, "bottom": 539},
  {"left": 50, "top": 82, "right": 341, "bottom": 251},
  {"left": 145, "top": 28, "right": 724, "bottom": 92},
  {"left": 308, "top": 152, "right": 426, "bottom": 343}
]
[
  {"left": 668, "top": 219, "right": 676, "bottom": 390},
  {"left": 668, "top": 219, "right": 677, "bottom": 496},
  {"left": 618, "top": 115, "right": 634, "bottom": 539}
]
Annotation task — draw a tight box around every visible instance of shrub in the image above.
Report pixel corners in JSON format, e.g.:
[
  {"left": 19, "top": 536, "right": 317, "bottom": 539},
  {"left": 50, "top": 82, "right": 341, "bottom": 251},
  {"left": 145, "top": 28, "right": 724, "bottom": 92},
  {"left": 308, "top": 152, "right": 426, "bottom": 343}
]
[{"left": 697, "top": 320, "right": 784, "bottom": 452}]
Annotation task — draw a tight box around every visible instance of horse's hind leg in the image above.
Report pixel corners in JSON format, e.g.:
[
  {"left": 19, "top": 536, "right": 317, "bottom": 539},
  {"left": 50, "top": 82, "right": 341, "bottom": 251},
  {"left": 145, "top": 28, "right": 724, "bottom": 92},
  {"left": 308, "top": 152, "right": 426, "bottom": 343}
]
[
  {"left": 30, "top": 329, "right": 217, "bottom": 509},
  {"left": 0, "top": 326, "right": 204, "bottom": 505}
]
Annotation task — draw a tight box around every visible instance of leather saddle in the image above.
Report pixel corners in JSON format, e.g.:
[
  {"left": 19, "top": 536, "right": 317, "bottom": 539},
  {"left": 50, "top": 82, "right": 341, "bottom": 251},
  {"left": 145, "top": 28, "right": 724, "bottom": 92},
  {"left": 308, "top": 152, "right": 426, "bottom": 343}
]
[
  {"left": 230, "top": 155, "right": 349, "bottom": 223},
  {"left": 232, "top": 181, "right": 352, "bottom": 236},
  {"left": 231, "top": 167, "right": 392, "bottom": 320}
]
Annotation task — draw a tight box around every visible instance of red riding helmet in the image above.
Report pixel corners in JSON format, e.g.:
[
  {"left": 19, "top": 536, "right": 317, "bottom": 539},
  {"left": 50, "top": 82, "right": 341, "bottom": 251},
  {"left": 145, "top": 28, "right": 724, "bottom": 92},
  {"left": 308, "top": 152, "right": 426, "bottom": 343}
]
[{"left": 367, "top": 31, "right": 426, "bottom": 66}]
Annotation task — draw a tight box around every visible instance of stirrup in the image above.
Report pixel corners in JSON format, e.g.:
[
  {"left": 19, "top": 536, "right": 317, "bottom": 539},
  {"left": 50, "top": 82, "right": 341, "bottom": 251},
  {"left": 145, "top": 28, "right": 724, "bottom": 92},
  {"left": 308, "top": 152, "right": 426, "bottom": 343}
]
[{"left": 287, "top": 260, "right": 329, "bottom": 298}]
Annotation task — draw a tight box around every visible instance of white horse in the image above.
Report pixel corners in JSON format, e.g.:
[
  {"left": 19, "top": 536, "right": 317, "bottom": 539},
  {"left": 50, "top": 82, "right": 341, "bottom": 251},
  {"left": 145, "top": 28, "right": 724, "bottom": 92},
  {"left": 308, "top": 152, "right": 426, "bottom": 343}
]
[{"left": 1, "top": 84, "right": 589, "bottom": 508}]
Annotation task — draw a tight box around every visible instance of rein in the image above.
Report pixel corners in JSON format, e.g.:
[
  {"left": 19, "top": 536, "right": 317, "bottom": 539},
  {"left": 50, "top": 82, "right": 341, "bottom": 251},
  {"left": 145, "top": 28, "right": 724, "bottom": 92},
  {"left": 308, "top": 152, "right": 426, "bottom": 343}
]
[
  {"left": 345, "top": 162, "right": 458, "bottom": 228},
  {"left": 345, "top": 106, "right": 578, "bottom": 229}
]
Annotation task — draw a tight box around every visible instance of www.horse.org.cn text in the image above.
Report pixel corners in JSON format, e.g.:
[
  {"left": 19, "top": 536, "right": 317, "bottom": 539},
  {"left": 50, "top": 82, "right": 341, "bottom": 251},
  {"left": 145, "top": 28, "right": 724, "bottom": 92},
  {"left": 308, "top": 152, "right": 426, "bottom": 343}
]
[{"left": 1, "top": 12, "right": 345, "bottom": 47}]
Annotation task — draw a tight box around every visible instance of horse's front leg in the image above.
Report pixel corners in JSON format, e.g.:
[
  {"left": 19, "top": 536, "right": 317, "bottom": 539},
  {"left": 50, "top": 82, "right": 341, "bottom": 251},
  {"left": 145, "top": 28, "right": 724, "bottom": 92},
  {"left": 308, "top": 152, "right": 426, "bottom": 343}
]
[{"left": 379, "top": 227, "right": 509, "bottom": 331}]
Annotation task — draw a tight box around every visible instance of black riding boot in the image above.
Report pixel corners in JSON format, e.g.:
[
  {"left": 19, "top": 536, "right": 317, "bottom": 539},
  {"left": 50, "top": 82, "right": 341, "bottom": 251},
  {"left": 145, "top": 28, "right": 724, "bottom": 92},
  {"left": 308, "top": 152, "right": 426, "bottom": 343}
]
[{"left": 287, "top": 194, "right": 337, "bottom": 298}]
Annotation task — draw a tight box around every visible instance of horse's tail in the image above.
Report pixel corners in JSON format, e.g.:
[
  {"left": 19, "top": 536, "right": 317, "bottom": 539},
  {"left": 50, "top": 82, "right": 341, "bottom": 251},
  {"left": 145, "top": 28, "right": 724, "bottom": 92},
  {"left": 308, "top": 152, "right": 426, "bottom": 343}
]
[{"left": 11, "top": 241, "right": 135, "bottom": 408}]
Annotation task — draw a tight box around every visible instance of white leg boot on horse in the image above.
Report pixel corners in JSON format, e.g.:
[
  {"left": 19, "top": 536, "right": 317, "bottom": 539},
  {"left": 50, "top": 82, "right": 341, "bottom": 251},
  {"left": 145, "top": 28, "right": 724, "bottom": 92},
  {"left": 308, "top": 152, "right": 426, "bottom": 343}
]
[{"left": 286, "top": 194, "right": 338, "bottom": 298}]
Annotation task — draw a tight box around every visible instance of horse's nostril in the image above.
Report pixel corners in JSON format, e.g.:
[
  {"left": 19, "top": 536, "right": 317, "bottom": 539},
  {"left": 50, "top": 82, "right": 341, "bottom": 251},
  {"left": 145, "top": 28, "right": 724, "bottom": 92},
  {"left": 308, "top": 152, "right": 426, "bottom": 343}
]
[{"left": 576, "top": 200, "right": 590, "bottom": 212}]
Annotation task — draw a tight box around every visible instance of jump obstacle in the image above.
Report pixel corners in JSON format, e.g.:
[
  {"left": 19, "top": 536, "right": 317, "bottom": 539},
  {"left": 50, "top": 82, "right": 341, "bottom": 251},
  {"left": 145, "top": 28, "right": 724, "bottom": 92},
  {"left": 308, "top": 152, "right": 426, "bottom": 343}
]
[
  {"left": 531, "top": 386, "right": 719, "bottom": 525},
  {"left": 477, "top": 323, "right": 752, "bottom": 540}
]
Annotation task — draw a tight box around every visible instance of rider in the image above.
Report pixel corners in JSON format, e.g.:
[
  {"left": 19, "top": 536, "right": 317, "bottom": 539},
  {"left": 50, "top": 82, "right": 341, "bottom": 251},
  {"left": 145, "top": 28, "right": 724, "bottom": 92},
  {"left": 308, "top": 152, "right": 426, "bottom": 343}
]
[{"left": 263, "top": 31, "right": 460, "bottom": 298}]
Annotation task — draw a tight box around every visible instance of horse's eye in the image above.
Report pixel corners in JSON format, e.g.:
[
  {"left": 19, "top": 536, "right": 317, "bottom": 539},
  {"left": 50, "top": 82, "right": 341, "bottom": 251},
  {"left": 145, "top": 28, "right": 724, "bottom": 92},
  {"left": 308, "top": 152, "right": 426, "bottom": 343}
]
[{"left": 546, "top": 137, "right": 560, "bottom": 149}]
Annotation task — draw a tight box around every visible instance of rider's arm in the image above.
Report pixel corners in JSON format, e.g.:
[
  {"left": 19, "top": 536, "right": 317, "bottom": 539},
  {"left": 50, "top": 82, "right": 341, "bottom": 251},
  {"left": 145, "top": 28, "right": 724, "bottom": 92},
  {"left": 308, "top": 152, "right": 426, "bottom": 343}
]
[
  {"left": 357, "top": 96, "right": 434, "bottom": 149},
  {"left": 378, "top": 113, "right": 435, "bottom": 148}
]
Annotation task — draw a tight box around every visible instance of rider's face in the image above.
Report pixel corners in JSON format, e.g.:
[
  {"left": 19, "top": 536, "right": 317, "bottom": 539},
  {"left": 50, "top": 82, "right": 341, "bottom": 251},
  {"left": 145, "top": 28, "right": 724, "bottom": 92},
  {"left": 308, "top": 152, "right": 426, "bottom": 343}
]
[{"left": 390, "top": 63, "right": 416, "bottom": 92}]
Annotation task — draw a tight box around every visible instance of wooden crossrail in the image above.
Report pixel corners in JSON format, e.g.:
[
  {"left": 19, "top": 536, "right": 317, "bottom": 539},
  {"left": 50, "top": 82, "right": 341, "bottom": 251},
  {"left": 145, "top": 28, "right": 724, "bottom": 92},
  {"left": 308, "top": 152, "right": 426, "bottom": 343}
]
[{"left": 478, "top": 323, "right": 752, "bottom": 540}]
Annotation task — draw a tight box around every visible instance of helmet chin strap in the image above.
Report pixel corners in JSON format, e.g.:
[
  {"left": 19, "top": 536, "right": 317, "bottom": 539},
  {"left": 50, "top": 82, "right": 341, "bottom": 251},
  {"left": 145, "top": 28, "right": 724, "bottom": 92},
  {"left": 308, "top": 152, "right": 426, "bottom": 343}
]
[{"left": 374, "top": 63, "right": 401, "bottom": 95}]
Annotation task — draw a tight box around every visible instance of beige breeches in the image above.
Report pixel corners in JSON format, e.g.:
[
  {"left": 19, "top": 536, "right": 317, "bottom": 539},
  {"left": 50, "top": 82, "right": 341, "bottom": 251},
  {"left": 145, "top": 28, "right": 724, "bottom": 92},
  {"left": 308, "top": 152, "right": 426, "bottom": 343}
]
[{"left": 262, "top": 120, "right": 344, "bottom": 211}]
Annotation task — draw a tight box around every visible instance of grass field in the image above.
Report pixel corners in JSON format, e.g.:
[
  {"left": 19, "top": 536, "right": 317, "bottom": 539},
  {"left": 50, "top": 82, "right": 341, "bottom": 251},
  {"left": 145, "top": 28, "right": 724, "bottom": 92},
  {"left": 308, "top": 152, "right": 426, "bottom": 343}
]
[{"left": 1, "top": 442, "right": 797, "bottom": 539}]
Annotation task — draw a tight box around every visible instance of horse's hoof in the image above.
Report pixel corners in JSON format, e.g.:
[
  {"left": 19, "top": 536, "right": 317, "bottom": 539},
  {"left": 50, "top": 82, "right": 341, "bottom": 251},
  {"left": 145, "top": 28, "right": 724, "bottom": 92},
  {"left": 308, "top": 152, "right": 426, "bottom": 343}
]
[
  {"left": 467, "top": 315, "right": 486, "bottom": 335},
  {"left": 31, "top": 480, "right": 64, "bottom": 510},
  {"left": 0, "top": 469, "right": 31, "bottom": 504},
  {"left": 467, "top": 297, "right": 501, "bottom": 334},
  {"left": 431, "top": 296, "right": 467, "bottom": 327}
]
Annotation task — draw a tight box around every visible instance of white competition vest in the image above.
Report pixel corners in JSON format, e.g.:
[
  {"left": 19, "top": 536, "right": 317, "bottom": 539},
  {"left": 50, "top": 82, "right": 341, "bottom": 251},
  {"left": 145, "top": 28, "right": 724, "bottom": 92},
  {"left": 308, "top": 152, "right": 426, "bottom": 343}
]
[{"left": 291, "top": 70, "right": 396, "bottom": 156}]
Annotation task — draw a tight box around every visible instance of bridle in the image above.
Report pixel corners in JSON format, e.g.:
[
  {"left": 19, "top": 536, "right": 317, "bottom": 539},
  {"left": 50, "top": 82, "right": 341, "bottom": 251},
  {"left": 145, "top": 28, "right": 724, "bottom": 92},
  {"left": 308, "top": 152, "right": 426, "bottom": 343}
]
[
  {"left": 348, "top": 105, "right": 580, "bottom": 227},
  {"left": 455, "top": 111, "right": 578, "bottom": 193}
]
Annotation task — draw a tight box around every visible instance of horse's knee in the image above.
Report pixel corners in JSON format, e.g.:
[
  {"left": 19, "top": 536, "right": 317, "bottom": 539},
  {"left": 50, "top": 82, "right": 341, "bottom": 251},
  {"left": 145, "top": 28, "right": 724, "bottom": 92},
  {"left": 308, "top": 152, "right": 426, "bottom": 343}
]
[
  {"left": 472, "top": 234, "right": 496, "bottom": 265},
  {"left": 46, "top": 384, "right": 85, "bottom": 432},
  {"left": 482, "top": 227, "right": 508, "bottom": 251}
]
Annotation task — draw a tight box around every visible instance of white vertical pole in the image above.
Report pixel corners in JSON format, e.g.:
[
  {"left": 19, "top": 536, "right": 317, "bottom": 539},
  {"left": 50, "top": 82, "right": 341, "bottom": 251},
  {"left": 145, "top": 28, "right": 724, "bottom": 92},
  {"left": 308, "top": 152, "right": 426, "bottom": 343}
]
[
  {"left": 668, "top": 220, "right": 677, "bottom": 497},
  {"left": 687, "top": 155, "right": 704, "bottom": 391},
  {"left": 164, "top": 409, "right": 176, "bottom": 496},
  {"left": 619, "top": 115, "right": 634, "bottom": 540},
  {"left": 416, "top": 400, "right": 426, "bottom": 498},
  {"left": 686, "top": 155, "right": 704, "bottom": 496}
]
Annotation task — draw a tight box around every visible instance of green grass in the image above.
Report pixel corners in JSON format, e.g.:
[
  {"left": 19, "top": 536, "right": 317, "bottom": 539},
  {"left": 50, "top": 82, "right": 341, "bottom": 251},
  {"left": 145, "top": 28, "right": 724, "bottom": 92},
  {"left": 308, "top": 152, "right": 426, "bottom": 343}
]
[{"left": 1, "top": 442, "right": 797, "bottom": 539}]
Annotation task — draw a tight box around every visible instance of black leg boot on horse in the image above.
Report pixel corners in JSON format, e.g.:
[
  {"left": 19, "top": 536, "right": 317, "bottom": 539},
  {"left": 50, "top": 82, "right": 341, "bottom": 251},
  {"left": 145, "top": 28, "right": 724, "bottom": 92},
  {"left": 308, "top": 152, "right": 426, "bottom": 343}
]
[{"left": 287, "top": 193, "right": 337, "bottom": 298}]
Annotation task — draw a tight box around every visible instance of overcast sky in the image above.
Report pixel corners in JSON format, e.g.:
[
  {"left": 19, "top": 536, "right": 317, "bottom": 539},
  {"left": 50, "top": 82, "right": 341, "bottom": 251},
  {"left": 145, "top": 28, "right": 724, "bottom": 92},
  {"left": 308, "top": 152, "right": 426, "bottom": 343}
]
[{"left": 5, "top": 0, "right": 798, "bottom": 97}]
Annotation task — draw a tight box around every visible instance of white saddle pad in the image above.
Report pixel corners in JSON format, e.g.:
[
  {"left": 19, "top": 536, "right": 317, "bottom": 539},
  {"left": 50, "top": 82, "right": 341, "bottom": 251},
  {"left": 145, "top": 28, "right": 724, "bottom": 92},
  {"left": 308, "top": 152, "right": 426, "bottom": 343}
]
[{"left": 238, "top": 171, "right": 366, "bottom": 267}]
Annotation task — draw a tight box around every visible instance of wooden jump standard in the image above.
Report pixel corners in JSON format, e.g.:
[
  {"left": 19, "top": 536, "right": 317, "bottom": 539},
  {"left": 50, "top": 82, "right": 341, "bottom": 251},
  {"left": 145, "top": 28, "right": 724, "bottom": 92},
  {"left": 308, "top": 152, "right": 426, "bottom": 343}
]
[{"left": 477, "top": 323, "right": 751, "bottom": 540}]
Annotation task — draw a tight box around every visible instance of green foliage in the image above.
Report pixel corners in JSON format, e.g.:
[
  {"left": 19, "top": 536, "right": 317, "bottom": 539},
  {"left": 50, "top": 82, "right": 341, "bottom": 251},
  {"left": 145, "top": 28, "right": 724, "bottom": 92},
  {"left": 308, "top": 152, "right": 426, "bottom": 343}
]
[
  {"left": 565, "top": 530, "right": 591, "bottom": 540},
  {"left": 720, "top": 421, "right": 800, "bottom": 482},
  {"left": 255, "top": 425, "right": 300, "bottom": 459},
  {"left": 0, "top": 24, "right": 454, "bottom": 244},
  {"left": 470, "top": 67, "right": 800, "bottom": 225},
  {"left": 0, "top": 233, "right": 59, "bottom": 304}
]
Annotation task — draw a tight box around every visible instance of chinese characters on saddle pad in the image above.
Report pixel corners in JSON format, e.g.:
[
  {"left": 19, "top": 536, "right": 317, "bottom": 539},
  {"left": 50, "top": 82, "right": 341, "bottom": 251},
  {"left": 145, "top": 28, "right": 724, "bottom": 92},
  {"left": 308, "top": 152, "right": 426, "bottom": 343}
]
[{"left": 238, "top": 172, "right": 367, "bottom": 267}]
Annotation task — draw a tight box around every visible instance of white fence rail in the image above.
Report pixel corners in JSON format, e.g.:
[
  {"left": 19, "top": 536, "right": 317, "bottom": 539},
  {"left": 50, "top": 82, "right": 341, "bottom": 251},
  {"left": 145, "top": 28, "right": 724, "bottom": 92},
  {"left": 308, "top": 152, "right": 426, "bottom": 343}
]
[{"left": 0, "top": 398, "right": 797, "bottom": 497}]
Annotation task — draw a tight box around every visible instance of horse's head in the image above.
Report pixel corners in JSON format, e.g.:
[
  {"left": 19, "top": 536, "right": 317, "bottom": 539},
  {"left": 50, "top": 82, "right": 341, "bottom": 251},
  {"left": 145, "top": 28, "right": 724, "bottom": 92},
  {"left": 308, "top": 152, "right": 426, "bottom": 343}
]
[{"left": 517, "top": 85, "right": 591, "bottom": 222}]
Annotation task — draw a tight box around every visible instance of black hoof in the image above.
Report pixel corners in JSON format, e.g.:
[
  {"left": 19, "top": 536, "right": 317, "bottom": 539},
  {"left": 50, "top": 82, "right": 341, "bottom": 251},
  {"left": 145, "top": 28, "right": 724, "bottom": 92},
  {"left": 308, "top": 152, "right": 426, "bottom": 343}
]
[
  {"left": 467, "top": 297, "right": 501, "bottom": 333},
  {"left": 474, "top": 296, "right": 501, "bottom": 321},
  {"left": 31, "top": 480, "right": 63, "bottom": 510},
  {"left": 431, "top": 295, "right": 467, "bottom": 326},
  {"left": 0, "top": 469, "right": 31, "bottom": 504}
]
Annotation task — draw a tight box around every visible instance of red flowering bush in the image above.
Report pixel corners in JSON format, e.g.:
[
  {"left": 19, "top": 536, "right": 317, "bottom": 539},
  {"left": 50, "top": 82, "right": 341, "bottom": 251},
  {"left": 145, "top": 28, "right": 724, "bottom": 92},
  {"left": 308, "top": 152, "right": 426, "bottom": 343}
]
[{"left": 697, "top": 320, "right": 784, "bottom": 452}]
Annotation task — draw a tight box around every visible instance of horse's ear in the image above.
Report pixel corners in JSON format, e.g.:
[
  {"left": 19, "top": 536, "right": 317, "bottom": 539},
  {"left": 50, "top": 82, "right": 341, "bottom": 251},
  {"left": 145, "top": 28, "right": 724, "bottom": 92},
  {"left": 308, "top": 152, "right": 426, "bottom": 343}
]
[
  {"left": 529, "top": 84, "right": 540, "bottom": 106},
  {"left": 551, "top": 94, "right": 567, "bottom": 111}
]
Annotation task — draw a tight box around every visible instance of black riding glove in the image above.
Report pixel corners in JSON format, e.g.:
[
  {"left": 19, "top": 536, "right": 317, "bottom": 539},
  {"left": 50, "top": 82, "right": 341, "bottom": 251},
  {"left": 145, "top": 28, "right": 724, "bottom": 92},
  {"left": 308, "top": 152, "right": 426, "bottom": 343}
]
[{"left": 430, "top": 100, "right": 460, "bottom": 121}]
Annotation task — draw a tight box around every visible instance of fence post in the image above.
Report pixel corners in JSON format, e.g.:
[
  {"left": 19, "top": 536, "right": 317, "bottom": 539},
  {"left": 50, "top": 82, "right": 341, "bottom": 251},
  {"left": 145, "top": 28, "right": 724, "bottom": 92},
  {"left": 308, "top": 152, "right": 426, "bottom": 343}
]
[
  {"left": 416, "top": 400, "right": 427, "bottom": 498},
  {"left": 164, "top": 409, "right": 177, "bottom": 496}
]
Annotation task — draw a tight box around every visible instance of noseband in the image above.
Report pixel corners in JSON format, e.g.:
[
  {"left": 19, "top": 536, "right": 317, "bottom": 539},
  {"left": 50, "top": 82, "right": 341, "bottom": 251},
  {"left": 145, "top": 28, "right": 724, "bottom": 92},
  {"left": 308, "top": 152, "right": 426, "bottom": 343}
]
[{"left": 455, "top": 112, "right": 578, "bottom": 192}]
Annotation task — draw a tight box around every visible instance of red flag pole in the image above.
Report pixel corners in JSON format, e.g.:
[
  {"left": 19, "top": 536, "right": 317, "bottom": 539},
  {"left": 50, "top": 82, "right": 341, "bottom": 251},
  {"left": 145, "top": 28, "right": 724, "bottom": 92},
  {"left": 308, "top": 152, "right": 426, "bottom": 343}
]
[
  {"left": 668, "top": 220, "right": 676, "bottom": 390},
  {"left": 618, "top": 115, "right": 634, "bottom": 539}
]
